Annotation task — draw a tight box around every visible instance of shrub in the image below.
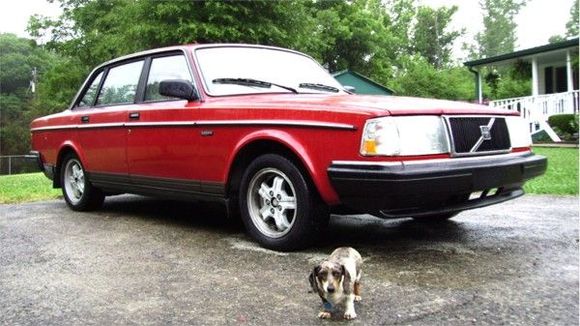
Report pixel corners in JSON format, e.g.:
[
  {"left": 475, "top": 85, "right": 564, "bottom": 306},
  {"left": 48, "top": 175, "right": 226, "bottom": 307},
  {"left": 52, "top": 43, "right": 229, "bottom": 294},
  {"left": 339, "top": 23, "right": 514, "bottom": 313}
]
[{"left": 548, "top": 114, "right": 579, "bottom": 140}]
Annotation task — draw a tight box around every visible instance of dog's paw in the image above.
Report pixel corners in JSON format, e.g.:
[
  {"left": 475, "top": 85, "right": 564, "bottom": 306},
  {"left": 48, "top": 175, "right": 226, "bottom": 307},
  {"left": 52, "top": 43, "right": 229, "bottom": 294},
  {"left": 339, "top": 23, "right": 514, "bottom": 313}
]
[
  {"left": 354, "top": 295, "right": 362, "bottom": 302},
  {"left": 344, "top": 311, "right": 357, "bottom": 320},
  {"left": 318, "top": 311, "right": 332, "bottom": 319}
]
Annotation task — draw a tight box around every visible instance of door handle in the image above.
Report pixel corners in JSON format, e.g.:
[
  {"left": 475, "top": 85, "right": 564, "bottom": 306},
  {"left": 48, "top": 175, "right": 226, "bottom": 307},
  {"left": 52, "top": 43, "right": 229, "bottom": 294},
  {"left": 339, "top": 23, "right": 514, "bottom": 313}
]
[
  {"left": 129, "top": 112, "right": 140, "bottom": 120},
  {"left": 81, "top": 116, "right": 89, "bottom": 123}
]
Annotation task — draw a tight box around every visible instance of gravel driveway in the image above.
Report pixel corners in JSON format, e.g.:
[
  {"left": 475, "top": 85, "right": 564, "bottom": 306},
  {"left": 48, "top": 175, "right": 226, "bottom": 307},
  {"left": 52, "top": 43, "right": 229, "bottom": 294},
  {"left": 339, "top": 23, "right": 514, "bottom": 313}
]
[{"left": 0, "top": 194, "right": 578, "bottom": 325}]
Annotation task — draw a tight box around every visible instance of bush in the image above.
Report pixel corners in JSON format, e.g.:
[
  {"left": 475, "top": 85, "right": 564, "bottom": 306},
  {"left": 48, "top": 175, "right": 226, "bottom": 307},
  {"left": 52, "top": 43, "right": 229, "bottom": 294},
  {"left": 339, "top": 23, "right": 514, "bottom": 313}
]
[{"left": 548, "top": 114, "right": 579, "bottom": 140}]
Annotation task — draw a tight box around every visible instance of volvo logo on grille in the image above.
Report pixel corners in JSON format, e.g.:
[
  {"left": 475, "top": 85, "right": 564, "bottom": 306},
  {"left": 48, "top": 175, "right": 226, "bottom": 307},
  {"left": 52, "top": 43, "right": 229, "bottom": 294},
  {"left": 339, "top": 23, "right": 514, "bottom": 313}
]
[{"left": 479, "top": 125, "right": 492, "bottom": 140}]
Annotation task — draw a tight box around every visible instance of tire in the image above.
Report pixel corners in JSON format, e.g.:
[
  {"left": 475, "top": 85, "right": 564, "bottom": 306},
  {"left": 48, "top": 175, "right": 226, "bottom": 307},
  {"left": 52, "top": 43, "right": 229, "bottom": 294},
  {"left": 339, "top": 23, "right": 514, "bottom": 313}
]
[
  {"left": 239, "top": 154, "right": 329, "bottom": 251},
  {"left": 412, "top": 212, "right": 459, "bottom": 222},
  {"left": 60, "top": 153, "right": 105, "bottom": 211}
]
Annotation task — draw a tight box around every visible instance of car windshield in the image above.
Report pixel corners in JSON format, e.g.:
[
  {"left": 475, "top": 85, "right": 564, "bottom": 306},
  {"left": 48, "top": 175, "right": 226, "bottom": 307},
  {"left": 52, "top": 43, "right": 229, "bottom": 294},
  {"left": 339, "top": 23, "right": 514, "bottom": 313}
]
[{"left": 195, "top": 46, "right": 345, "bottom": 96}]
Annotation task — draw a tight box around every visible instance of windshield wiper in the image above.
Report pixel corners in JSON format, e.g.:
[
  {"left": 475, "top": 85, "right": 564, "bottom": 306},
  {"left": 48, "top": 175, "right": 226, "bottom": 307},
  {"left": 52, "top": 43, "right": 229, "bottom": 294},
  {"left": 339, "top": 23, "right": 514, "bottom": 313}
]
[
  {"left": 212, "top": 78, "right": 298, "bottom": 94},
  {"left": 298, "top": 83, "right": 340, "bottom": 93}
]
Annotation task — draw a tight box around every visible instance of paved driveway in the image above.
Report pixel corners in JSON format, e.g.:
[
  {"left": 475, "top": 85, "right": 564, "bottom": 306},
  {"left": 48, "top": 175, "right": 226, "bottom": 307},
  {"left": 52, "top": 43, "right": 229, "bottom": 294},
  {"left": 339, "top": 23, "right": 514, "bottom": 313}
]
[{"left": 0, "top": 195, "right": 578, "bottom": 325}]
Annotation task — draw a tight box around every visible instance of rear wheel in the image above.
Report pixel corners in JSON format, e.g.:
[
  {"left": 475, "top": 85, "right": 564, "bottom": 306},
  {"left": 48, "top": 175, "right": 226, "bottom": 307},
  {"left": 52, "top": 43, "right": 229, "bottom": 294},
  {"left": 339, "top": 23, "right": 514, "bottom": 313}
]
[
  {"left": 239, "top": 154, "right": 328, "bottom": 251},
  {"left": 61, "top": 153, "right": 104, "bottom": 211}
]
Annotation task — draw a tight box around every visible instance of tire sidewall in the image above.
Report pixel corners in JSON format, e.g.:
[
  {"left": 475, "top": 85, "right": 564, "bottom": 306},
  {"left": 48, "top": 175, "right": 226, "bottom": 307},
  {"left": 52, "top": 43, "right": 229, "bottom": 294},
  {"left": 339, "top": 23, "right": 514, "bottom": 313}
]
[
  {"left": 60, "top": 153, "right": 103, "bottom": 211},
  {"left": 239, "top": 154, "right": 319, "bottom": 251}
]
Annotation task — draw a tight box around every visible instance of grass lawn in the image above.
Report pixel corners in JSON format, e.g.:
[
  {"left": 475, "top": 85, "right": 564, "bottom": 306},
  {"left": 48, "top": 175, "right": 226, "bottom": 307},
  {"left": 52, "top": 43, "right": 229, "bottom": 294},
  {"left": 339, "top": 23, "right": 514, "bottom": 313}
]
[
  {"left": 524, "top": 147, "right": 578, "bottom": 195},
  {"left": 0, "top": 147, "right": 577, "bottom": 204},
  {"left": 0, "top": 173, "right": 61, "bottom": 204}
]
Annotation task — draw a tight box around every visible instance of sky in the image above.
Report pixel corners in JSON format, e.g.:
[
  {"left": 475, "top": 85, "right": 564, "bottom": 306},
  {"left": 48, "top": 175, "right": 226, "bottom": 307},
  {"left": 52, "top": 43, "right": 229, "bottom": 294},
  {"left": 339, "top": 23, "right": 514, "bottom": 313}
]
[{"left": 0, "top": 0, "right": 575, "bottom": 60}]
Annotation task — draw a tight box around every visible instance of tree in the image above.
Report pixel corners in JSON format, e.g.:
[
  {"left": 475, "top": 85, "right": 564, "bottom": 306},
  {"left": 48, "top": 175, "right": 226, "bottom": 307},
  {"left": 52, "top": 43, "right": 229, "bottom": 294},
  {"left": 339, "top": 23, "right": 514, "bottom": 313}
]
[
  {"left": 390, "top": 55, "right": 475, "bottom": 100},
  {"left": 28, "top": 0, "right": 318, "bottom": 68},
  {"left": 309, "top": 0, "right": 398, "bottom": 79},
  {"left": 412, "top": 5, "right": 463, "bottom": 68},
  {"left": 565, "top": 0, "right": 579, "bottom": 37},
  {"left": 548, "top": 0, "right": 578, "bottom": 42},
  {"left": 0, "top": 33, "right": 60, "bottom": 155},
  {"left": 472, "top": 0, "right": 527, "bottom": 58}
]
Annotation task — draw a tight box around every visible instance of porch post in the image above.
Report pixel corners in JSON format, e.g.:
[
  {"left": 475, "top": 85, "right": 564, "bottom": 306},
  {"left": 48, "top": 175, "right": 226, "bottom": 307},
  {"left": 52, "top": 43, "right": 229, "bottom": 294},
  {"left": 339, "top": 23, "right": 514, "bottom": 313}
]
[
  {"left": 477, "top": 69, "right": 483, "bottom": 103},
  {"left": 531, "top": 57, "right": 539, "bottom": 96},
  {"left": 566, "top": 50, "right": 574, "bottom": 92}
]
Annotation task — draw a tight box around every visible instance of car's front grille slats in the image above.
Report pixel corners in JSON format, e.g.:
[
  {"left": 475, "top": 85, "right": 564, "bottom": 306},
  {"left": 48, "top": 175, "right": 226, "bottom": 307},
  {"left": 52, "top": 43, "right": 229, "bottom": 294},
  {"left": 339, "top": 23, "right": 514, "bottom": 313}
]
[{"left": 447, "top": 116, "right": 511, "bottom": 156}]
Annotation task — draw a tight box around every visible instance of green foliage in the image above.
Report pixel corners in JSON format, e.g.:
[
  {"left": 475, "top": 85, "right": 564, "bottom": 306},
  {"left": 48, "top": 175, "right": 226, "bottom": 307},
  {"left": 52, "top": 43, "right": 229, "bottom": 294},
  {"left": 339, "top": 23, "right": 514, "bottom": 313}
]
[
  {"left": 390, "top": 56, "right": 475, "bottom": 100},
  {"left": 548, "top": 0, "right": 578, "bottom": 42},
  {"left": 28, "top": 0, "right": 317, "bottom": 68},
  {"left": 566, "top": 0, "right": 579, "bottom": 37},
  {"left": 412, "top": 5, "right": 463, "bottom": 68},
  {"left": 548, "top": 114, "right": 579, "bottom": 140},
  {"left": 494, "top": 77, "right": 531, "bottom": 99},
  {"left": 310, "top": 0, "right": 402, "bottom": 83},
  {"left": 31, "top": 57, "right": 89, "bottom": 115},
  {"left": 548, "top": 35, "right": 567, "bottom": 44},
  {"left": 0, "top": 33, "right": 57, "bottom": 94},
  {"left": 0, "top": 33, "right": 62, "bottom": 155},
  {"left": 471, "top": 0, "right": 527, "bottom": 58},
  {"left": 0, "top": 94, "right": 30, "bottom": 155}
]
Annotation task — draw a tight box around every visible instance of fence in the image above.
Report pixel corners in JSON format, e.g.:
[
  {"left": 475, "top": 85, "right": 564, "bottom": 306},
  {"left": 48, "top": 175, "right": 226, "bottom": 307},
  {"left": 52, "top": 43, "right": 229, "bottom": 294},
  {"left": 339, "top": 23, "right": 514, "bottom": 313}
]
[{"left": 0, "top": 155, "right": 40, "bottom": 176}]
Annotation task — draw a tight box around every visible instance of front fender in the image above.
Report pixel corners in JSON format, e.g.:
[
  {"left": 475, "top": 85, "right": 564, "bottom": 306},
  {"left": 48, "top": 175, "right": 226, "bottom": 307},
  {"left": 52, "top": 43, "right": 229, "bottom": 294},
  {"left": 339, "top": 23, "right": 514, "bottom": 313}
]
[{"left": 226, "top": 129, "right": 340, "bottom": 205}]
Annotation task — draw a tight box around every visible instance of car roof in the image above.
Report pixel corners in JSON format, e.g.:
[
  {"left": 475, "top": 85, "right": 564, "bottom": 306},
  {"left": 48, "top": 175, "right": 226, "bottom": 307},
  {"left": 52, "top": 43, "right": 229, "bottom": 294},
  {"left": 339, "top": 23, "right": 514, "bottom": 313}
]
[{"left": 97, "top": 43, "right": 307, "bottom": 69}]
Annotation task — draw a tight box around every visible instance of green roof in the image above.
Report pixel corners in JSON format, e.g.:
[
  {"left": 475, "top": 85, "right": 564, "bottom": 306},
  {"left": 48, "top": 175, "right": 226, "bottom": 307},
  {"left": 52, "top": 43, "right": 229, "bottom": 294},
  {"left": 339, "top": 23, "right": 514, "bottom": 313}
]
[
  {"left": 332, "top": 70, "right": 394, "bottom": 95},
  {"left": 464, "top": 37, "right": 579, "bottom": 67}
]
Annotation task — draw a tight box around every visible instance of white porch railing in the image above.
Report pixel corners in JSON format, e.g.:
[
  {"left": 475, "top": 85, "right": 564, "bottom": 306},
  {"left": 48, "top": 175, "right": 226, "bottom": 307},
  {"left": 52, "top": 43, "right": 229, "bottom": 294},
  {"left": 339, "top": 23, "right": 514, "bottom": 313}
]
[{"left": 489, "top": 90, "right": 580, "bottom": 142}]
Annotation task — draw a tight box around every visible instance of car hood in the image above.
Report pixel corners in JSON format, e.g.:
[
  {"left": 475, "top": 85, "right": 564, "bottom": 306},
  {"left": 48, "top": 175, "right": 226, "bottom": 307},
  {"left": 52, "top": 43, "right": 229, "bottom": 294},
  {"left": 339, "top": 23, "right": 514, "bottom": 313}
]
[{"left": 204, "top": 93, "right": 516, "bottom": 117}]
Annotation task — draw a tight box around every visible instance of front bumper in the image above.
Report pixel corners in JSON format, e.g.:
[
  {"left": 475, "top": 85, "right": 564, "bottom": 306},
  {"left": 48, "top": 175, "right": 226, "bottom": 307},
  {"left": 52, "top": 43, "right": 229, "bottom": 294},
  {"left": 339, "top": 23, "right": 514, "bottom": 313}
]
[{"left": 327, "top": 152, "right": 547, "bottom": 218}]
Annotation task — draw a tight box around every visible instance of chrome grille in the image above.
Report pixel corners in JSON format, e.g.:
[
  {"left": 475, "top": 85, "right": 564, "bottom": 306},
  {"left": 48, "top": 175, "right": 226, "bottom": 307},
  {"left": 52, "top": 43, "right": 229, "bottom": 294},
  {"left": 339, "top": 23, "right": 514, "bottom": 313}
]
[{"left": 447, "top": 117, "right": 511, "bottom": 156}]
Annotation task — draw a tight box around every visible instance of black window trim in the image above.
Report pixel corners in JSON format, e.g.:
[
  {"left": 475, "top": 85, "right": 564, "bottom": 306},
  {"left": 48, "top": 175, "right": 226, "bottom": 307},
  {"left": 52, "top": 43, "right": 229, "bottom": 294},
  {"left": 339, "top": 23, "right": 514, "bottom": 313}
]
[
  {"left": 70, "top": 48, "right": 198, "bottom": 110},
  {"left": 93, "top": 59, "right": 146, "bottom": 108},
  {"left": 73, "top": 68, "right": 106, "bottom": 110},
  {"left": 140, "top": 51, "right": 196, "bottom": 104}
]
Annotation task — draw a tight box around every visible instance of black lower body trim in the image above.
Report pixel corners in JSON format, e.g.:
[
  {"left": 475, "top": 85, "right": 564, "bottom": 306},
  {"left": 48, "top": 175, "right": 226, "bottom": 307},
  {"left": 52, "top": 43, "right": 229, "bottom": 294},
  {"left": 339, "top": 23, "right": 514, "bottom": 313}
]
[
  {"left": 87, "top": 172, "right": 226, "bottom": 202},
  {"left": 328, "top": 152, "right": 547, "bottom": 217}
]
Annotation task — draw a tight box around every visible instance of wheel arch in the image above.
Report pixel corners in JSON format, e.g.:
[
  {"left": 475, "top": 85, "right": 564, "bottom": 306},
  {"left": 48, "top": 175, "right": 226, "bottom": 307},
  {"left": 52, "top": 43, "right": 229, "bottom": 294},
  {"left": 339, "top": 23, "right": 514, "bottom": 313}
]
[
  {"left": 225, "top": 133, "right": 324, "bottom": 205},
  {"left": 54, "top": 142, "right": 84, "bottom": 188}
]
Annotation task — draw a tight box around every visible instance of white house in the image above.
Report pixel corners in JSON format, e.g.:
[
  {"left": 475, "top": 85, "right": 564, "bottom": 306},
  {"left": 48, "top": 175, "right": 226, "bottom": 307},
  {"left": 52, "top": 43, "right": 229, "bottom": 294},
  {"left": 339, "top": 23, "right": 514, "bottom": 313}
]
[{"left": 464, "top": 38, "right": 579, "bottom": 141}]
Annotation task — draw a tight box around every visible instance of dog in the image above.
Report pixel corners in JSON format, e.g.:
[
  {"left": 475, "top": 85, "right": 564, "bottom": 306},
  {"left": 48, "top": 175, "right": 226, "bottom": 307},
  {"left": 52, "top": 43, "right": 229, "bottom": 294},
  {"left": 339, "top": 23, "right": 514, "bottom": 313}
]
[{"left": 309, "top": 247, "right": 363, "bottom": 320}]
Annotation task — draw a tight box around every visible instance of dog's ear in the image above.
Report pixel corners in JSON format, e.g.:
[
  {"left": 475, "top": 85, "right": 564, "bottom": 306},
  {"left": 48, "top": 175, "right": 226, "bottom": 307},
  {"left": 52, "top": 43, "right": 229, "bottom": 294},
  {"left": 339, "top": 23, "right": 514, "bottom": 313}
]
[
  {"left": 341, "top": 264, "right": 352, "bottom": 294},
  {"left": 309, "top": 266, "right": 321, "bottom": 293}
]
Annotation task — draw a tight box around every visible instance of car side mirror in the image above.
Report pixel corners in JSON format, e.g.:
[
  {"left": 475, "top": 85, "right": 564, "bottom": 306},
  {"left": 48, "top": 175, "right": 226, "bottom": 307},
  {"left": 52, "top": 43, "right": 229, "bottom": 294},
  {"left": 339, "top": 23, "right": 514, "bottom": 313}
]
[
  {"left": 159, "top": 79, "right": 199, "bottom": 101},
  {"left": 343, "top": 85, "right": 356, "bottom": 93}
]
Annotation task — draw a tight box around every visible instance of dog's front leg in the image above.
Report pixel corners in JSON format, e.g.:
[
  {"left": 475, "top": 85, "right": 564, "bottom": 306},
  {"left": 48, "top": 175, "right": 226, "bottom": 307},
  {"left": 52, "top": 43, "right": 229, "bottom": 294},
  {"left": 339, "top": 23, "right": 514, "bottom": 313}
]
[
  {"left": 343, "top": 295, "right": 357, "bottom": 320},
  {"left": 318, "top": 300, "right": 332, "bottom": 319},
  {"left": 354, "top": 281, "right": 362, "bottom": 302}
]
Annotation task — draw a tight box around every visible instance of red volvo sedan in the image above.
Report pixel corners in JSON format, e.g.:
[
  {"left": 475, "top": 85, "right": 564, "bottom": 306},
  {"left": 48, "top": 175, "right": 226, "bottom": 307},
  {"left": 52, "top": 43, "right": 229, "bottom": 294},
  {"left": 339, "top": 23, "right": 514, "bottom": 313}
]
[{"left": 30, "top": 44, "right": 547, "bottom": 250}]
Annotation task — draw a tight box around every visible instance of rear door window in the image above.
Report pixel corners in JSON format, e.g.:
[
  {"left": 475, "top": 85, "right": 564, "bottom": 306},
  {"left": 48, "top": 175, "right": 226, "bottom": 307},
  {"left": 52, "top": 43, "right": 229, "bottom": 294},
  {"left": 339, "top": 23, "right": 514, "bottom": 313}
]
[{"left": 96, "top": 60, "right": 144, "bottom": 106}]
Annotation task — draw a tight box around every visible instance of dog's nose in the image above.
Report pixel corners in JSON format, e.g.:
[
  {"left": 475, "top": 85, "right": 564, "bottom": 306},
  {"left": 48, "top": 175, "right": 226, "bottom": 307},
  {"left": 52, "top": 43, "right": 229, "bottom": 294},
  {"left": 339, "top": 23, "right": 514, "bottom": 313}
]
[{"left": 327, "top": 286, "right": 335, "bottom": 293}]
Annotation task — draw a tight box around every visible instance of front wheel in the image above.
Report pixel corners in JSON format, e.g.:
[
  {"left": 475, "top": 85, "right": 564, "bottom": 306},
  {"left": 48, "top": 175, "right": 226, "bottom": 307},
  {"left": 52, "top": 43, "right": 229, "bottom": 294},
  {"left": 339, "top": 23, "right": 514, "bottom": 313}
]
[
  {"left": 239, "top": 154, "right": 328, "bottom": 251},
  {"left": 60, "top": 153, "right": 105, "bottom": 211}
]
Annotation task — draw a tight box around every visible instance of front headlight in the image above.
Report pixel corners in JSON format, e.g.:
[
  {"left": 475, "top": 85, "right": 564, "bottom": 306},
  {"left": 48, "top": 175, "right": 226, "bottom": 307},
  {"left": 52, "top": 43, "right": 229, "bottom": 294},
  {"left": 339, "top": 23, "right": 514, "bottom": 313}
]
[
  {"left": 360, "top": 116, "right": 450, "bottom": 156},
  {"left": 505, "top": 116, "right": 532, "bottom": 148}
]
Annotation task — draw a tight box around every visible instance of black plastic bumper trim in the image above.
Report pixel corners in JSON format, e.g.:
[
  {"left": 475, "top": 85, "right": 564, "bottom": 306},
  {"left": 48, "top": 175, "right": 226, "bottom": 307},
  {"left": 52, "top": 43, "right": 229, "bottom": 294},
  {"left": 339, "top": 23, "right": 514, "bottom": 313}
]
[{"left": 327, "top": 152, "right": 547, "bottom": 217}]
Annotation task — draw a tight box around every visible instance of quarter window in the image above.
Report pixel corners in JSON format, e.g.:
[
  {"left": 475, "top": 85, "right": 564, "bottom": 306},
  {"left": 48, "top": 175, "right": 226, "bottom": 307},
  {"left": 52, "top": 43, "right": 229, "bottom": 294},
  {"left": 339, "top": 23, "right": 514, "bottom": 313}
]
[
  {"left": 145, "top": 55, "right": 191, "bottom": 101},
  {"left": 96, "top": 60, "right": 144, "bottom": 106},
  {"left": 77, "top": 71, "right": 103, "bottom": 107}
]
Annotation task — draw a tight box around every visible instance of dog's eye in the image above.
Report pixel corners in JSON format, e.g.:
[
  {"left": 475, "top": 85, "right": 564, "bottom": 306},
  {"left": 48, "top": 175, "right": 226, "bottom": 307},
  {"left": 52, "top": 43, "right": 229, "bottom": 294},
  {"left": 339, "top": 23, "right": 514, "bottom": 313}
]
[{"left": 332, "top": 271, "right": 340, "bottom": 277}]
